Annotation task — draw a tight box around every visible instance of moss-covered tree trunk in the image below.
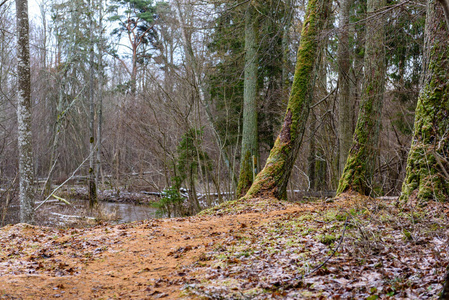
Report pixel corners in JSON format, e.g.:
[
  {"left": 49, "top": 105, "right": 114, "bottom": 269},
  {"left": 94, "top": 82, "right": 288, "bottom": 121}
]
[
  {"left": 400, "top": 0, "right": 449, "bottom": 202},
  {"left": 244, "top": 0, "right": 329, "bottom": 200},
  {"left": 336, "top": 0, "right": 386, "bottom": 196},
  {"left": 237, "top": 4, "right": 259, "bottom": 197},
  {"left": 337, "top": 0, "right": 354, "bottom": 175}
]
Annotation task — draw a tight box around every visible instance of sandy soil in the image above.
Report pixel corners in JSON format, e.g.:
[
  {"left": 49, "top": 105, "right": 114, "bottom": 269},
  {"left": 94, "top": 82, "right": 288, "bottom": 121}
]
[
  {"left": 0, "top": 199, "right": 300, "bottom": 299},
  {"left": 0, "top": 195, "right": 447, "bottom": 299}
]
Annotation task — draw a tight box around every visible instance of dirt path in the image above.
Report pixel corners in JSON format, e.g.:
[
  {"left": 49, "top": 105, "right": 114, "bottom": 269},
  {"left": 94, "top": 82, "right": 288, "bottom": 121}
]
[
  {"left": 0, "top": 201, "right": 303, "bottom": 299},
  {"left": 1, "top": 196, "right": 447, "bottom": 299}
]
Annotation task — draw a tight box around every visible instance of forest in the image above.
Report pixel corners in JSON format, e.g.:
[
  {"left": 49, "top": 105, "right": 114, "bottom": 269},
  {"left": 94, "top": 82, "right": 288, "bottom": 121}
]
[{"left": 0, "top": 0, "right": 449, "bottom": 298}]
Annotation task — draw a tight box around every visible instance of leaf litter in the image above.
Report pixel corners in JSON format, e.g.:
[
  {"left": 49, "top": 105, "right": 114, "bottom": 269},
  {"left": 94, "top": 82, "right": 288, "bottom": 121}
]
[{"left": 0, "top": 193, "right": 447, "bottom": 299}]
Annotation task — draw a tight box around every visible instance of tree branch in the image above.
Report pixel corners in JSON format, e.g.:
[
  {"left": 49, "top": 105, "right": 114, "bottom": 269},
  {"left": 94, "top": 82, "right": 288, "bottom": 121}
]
[{"left": 0, "top": 0, "right": 9, "bottom": 9}]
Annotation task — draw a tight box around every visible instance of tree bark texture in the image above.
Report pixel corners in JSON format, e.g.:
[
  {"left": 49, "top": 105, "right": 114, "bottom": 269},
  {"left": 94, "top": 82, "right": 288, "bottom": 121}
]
[
  {"left": 96, "top": 0, "right": 104, "bottom": 186},
  {"left": 16, "top": 0, "right": 35, "bottom": 223},
  {"left": 237, "top": 4, "right": 259, "bottom": 197},
  {"left": 244, "top": 0, "right": 329, "bottom": 200},
  {"left": 337, "top": 0, "right": 354, "bottom": 175},
  {"left": 88, "top": 0, "right": 97, "bottom": 208},
  {"left": 281, "top": 0, "right": 292, "bottom": 97},
  {"left": 437, "top": 0, "right": 449, "bottom": 30},
  {"left": 337, "top": 0, "right": 386, "bottom": 196},
  {"left": 400, "top": 0, "right": 449, "bottom": 202}
]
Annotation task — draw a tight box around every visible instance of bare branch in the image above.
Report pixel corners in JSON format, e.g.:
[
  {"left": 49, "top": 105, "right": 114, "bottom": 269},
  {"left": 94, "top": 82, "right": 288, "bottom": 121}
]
[{"left": 0, "top": 0, "right": 9, "bottom": 9}]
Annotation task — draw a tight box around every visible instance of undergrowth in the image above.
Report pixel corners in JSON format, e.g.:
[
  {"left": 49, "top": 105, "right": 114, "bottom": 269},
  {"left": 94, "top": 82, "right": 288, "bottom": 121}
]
[{"left": 184, "top": 195, "right": 449, "bottom": 299}]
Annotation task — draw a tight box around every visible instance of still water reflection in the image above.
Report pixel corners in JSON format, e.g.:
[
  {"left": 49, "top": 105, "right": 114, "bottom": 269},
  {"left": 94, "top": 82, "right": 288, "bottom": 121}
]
[
  {"left": 2, "top": 201, "right": 158, "bottom": 227},
  {"left": 101, "top": 201, "right": 158, "bottom": 223}
]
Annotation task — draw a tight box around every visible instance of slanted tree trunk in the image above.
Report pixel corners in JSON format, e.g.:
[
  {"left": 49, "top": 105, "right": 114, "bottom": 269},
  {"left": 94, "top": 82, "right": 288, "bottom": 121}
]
[
  {"left": 400, "top": 0, "right": 449, "bottom": 203},
  {"left": 16, "top": 0, "right": 35, "bottom": 223},
  {"left": 244, "top": 0, "right": 330, "bottom": 200},
  {"left": 281, "top": 0, "right": 293, "bottom": 97},
  {"left": 337, "top": 0, "right": 354, "bottom": 175},
  {"left": 237, "top": 3, "right": 259, "bottom": 197},
  {"left": 336, "top": 0, "right": 386, "bottom": 196}
]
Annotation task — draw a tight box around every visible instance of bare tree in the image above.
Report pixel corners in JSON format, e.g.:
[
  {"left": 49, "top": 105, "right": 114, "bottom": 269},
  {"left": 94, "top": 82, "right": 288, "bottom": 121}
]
[{"left": 16, "top": 0, "right": 35, "bottom": 223}]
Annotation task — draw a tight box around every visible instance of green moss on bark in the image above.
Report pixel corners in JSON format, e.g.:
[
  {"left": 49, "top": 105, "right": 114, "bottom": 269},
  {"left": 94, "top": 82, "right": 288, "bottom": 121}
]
[
  {"left": 337, "top": 0, "right": 386, "bottom": 196},
  {"left": 237, "top": 3, "right": 259, "bottom": 197},
  {"left": 400, "top": 0, "right": 449, "bottom": 203},
  {"left": 237, "top": 151, "right": 254, "bottom": 197},
  {"left": 244, "top": 0, "right": 330, "bottom": 200}
]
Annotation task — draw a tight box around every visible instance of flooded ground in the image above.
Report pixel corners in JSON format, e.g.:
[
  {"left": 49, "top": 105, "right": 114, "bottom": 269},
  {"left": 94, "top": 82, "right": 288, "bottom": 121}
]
[
  {"left": 2, "top": 200, "right": 158, "bottom": 227},
  {"left": 100, "top": 201, "right": 158, "bottom": 223}
]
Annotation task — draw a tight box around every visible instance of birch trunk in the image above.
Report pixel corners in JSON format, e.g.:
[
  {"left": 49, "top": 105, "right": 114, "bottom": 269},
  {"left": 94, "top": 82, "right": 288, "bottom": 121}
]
[{"left": 16, "top": 0, "right": 35, "bottom": 223}]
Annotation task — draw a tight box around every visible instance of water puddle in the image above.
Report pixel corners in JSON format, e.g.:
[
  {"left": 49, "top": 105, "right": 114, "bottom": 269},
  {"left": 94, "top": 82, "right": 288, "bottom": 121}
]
[
  {"left": 2, "top": 200, "right": 158, "bottom": 227},
  {"left": 100, "top": 201, "right": 158, "bottom": 223}
]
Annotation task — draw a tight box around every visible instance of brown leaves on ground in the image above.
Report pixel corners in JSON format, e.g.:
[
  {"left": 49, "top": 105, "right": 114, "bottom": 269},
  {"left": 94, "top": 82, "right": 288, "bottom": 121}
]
[{"left": 0, "top": 195, "right": 448, "bottom": 299}]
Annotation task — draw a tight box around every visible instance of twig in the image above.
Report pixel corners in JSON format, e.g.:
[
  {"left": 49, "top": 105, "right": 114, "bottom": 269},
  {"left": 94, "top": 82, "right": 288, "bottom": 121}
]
[
  {"left": 310, "top": 88, "right": 337, "bottom": 109},
  {"left": 433, "top": 151, "right": 449, "bottom": 180},
  {"left": 376, "top": 196, "right": 399, "bottom": 201},
  {"left": 0, "top": 0, "right": 9, "bottom": 9},
  {"left": 50, "top": 212, "right": 95, "bottom": 220},
  {"left": 34, "top": 150, "right": 95, "bottom": 212},
  {"left": 40, "top": 158, "right": 58, "bottom": 196},
  {"left": 303, "top": 217, "right": 349, "bottom": 278},
  {"left": 51, "top": 194, "right": 72, "bottom": 206}
]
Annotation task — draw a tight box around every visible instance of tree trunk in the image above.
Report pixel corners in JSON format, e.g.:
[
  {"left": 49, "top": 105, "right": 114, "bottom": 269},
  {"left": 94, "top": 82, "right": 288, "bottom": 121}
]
[
  {"left": 237, "top": 4, "right": 259, "bottom": 197},
  {"left": 244, "top": 0, "right": 330, "bottom": 200},
  {"left": 437, "top": 0, "right": 449, "bottom": 30},
  {"left": 400, "top": 0, "right": 449, "bottom": 203},
  {"left": 43, "top": 79, "right": 64, "bottom": 197},
  {"left": 96, "top": 0, "right": 104, "bottom": 186},
  {"left": 337, "top": 0, "right": 354, "bottom": 175},
  {"left": 88, "top": 0, "right": 97, "bottom": 208},
  {"left": 308, "top": 113, "right": 317, "bottom": 190},
  {"left": 281, "top": 0, "right": 293, "bottom": 98},
  {"left": 173, "top": 0, "right": 238, "bottom": 188},
  {"left": 16, "top": 0, "right": 35, "bottom": 223},
  {"left": 337, "top": 0, "right": 386, "bottom": 196}
]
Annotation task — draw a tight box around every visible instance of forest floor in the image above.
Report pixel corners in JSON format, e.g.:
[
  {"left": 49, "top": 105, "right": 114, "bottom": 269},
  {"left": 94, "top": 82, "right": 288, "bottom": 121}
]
[{"left": 0, "top": 193, "right": 448, "bottom": 299}]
